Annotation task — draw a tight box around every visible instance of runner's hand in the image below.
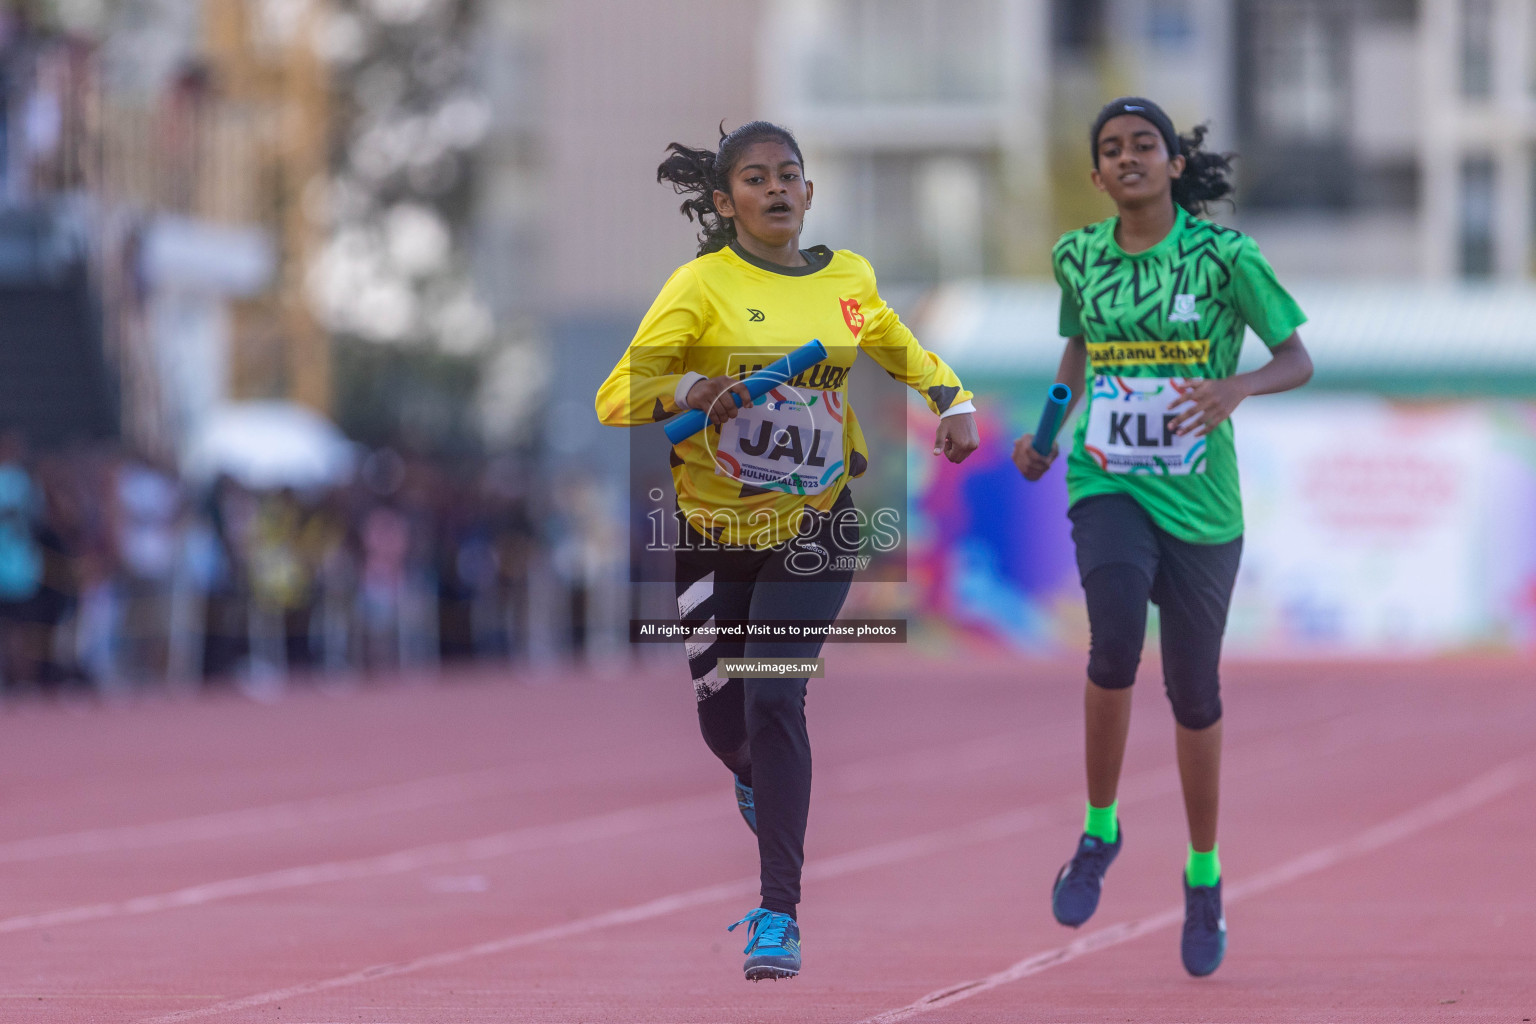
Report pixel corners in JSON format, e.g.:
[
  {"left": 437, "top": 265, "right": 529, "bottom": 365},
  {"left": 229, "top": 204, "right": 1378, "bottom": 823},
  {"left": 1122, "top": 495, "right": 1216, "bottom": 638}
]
[
  {"left": 1012, "top": 434, "right": 1057, "bottom": 481},
  {"left": 1168, "top": 378, "right": 1250, "bottom": 437},
  {"left": 686, "top": 376, "right": 755, "bottom": 426},
  {"left": 934, "top": 413, "right": 980, "bottom": 464}
]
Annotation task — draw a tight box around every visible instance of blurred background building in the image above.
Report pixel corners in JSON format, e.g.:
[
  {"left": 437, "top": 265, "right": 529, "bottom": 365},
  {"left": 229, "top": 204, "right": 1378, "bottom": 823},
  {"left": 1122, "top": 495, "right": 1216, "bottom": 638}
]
[
  {"left": 0, "top": 0, "right": 1530, "bottom": 696},
  {"left": 763, "top": 0, "right": 1526, "bottom": 283}
]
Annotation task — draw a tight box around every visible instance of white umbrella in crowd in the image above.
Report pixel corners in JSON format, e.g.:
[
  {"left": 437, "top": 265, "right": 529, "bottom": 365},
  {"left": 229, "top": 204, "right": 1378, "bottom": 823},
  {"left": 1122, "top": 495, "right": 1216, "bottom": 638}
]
[{"left": 182, "top": 401, "right": 357, "bottom": 490}]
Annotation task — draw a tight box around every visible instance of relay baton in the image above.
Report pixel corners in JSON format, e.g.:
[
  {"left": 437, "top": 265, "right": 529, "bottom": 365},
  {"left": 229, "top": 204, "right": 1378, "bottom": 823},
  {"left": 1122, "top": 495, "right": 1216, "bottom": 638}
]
[
  {"left": 664, "top": 338, "right": 829, "bottom": 444},
  {"left": 1029, "top": 383, "right": 1073, "bottom": 456}
]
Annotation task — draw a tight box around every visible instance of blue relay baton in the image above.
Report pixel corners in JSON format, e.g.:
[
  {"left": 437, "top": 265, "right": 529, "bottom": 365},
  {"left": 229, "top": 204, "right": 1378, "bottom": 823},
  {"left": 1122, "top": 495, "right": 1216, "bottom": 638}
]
[
  {"left": 1030, "top": 382, "right": 1073, "bottom": 456},
  {"left": 664, "top": 338, "right": 829, "bottom": 444}
]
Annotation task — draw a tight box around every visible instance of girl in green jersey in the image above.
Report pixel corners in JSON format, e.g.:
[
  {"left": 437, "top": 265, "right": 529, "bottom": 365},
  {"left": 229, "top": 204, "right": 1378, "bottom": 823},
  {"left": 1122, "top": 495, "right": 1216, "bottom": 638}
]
[{"left": 1013, "top": 97, "right": 1314, "bottom": 977}]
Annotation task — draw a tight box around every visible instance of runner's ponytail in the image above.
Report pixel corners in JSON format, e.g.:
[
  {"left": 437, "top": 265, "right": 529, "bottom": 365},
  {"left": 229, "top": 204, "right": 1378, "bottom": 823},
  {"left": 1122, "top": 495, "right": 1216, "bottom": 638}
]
[
  {"left": 657, "top": 141, "right": 734, "bottom": 256},
  {"left": 1171, "top": 123, "right": 1235, "bottom": 216},
  {"left": 657, "top": 121, "right": 805, "bottom": 257}
]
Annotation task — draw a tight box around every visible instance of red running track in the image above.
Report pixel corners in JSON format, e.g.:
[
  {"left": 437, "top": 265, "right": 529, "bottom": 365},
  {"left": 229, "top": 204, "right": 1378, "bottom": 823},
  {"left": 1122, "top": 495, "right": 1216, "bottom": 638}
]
[{"left": 0, "top": 649, "right": 1532, "bottom": 1023}]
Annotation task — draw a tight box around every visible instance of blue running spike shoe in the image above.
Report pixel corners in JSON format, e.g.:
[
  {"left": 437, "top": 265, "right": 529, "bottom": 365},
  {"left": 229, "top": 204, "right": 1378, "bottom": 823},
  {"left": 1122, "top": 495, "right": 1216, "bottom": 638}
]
[
  {"left": 727, "top": 908, "right": 800, "bottom": 981},
  {"left": 734, "top": 775, "right": 757, "bottom": 835},
  {"left": 1050, "top": 824, "right": 1123, "bottom": 927},
  {"left": 1181, "top": 876, "right": 1227, "bottom": 977}
]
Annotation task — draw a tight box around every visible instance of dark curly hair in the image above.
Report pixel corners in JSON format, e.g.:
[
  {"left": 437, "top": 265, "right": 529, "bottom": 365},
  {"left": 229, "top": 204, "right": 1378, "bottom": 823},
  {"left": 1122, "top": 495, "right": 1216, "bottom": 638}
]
[
  {"left": 656, "top": 121, "right": 805, "bottom": 256},
  {"left": 1169, "top": 123, "right": 1235, "bottom": 215},
  {"left": 1090, "top": 97, "right": 1235, "bottom": 215}
]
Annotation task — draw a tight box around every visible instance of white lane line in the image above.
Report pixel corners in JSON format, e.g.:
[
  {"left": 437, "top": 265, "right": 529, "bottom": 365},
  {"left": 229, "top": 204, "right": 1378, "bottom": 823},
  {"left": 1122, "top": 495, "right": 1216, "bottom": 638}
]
[
  {"left": 139, "top": 801, "right": 1072, "bottom": 1024},
  {"left": 0, "top": 792, "right": 724, "bottom": 936},
  {"left": 0, "top": 673, "right": 1402, "bottom": 867},
  {"left": 0, "top": 768, "right": 541, "bottom": 865},
  {"left": 137, "top": 733, "right": 1525, "bottom": 1023},
  {"left": 861, "top": 756, "right": 1536, "bottom": 1023},
  {"left": 0, "top": 728, "right": 1082, "bottom": 940},
  {"left": 131, "top": 714, "right": 1406, "bottom": 1024},
  {"left": 0, "top": 700, "right": 1437, "bottom": 944},
  {"left": 0, "top": 725, "right": 1039, "bottom": 865}
]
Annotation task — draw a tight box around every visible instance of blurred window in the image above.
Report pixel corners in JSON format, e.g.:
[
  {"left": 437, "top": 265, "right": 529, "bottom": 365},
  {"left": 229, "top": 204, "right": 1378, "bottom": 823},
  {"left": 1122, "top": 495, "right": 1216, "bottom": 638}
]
[
  {"left": 807, "top": 0, "right": 1005, "bottom": 105},
  {"left": 1361, "top": 0, "right": 1417, "bottom": 23},
  {"left": 823, "top": 151, "right": 995, "bottom": 283},
  {"left": 1248, "top": 2, "right": 1348, "bottom": 143},
  {"left": 1529, "top": 151, "right": 1536, "bottom": 275},
  {"left": 1236, "top": 0, "right": 1352, "bottom": 208},
  {"left": 917, "top": 157, "right": 986, "bottom": 279},
  {"left": 1459, "top": 155, "right": 1496, "bottom": 278},
  {"left": 1147, "top": 0, "right": 1195, "bottom": 47},
  {"left": 1461, "top": 0, "right": 1494, "bottom": 99},
  {"left": 1052, "top": 0, "right": 1107, "bottom": 54}
]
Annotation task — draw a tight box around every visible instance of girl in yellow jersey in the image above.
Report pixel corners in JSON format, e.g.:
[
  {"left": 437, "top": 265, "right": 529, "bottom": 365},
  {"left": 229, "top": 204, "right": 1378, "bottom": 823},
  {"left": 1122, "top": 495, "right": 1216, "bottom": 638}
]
[{"left": 595, "top": 121, "right": 979, "bottom": 981}]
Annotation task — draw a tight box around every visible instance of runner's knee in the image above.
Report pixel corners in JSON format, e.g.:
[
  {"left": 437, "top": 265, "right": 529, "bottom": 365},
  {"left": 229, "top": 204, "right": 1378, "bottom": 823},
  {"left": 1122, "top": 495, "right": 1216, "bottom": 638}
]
[
  {"left": 744, "top": 679, "right": 807, "bottom": 729},
  {"left": 697, "top": 677, "right": 747, "bottom": 759},
  {"left": 1083, "top": 562, "right": 1150, "bottom": 690},
  {"left": 1167, "top": 682, "right": 1222, "bottom": 731}
]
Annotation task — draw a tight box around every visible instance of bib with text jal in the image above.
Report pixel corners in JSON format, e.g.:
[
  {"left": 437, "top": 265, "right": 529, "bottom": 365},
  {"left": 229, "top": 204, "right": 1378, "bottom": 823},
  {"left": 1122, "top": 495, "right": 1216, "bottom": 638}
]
[{"left": 714, "top": 387, "right": 845, "bottom": 496}]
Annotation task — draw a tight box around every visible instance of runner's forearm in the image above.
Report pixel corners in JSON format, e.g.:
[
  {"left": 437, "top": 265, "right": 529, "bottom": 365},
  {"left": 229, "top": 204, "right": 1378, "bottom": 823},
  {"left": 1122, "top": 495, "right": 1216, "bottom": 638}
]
[
  {"left": 1054, "top": 336, "right": 1089, "bottom": 419},
  {"left": 1233, "top": 334, "right": 1312, "bottom": 398}
]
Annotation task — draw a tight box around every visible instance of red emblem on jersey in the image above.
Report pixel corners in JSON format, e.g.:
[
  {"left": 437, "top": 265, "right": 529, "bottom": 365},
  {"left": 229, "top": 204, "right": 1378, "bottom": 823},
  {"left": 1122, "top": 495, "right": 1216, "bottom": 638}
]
[{"left": 840, "top": 298, "right": 864, "bottom": 338}]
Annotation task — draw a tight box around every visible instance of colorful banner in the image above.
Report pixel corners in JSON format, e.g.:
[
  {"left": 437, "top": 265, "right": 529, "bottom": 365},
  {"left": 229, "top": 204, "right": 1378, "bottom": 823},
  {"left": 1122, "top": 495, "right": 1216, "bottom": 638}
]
[{"left": 909, "top": 395, "right": 1536, "bottom": 656}]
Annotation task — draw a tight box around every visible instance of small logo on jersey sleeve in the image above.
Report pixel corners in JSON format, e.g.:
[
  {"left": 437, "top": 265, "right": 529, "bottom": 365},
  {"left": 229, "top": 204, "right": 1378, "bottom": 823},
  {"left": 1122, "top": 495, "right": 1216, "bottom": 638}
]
[
  {"left": 840, "top": 298, "right": 864, "bottom": 338},
  {"left": 747, "top": 308, "right": 765, "bottom": 322},
  {"left": 1169, "top": 294, "right": 1200, "bottom": 323}
]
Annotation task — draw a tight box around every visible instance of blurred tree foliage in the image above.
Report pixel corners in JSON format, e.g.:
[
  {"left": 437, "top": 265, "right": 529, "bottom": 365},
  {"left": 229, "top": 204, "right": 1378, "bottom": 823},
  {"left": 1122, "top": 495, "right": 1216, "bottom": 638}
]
[{"left": 308, "top": 0, "right": 494, "bottom": 450}]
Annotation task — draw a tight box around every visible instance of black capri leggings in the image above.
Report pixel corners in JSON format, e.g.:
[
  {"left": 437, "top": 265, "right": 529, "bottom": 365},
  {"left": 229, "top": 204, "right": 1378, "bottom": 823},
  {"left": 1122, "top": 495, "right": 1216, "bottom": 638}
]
[
  {"left": 673, "top": 488, "right": 857, "bottom": 915},
  {"left": 1069, "top": 493, "right": 1242, "bottom": 731}
]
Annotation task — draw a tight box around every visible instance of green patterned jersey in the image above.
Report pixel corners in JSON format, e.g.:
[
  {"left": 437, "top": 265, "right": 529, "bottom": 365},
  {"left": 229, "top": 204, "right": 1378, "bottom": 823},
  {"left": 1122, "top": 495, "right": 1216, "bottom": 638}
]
[{"left": 1053, "top": 206, "right": 1306, "bottom": 544}]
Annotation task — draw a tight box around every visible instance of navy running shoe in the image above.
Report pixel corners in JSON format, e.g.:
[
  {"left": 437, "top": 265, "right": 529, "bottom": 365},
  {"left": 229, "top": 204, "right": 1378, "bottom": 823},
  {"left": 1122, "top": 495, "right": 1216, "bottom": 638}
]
[
  {"left": 728, "top": 908, "right": 800, "bottom": 981},
  {"left": 734, "top": 774, "right": 757, "bottom": 835},
  {"left": 1050, "top": 824, "right": 1123, "bottom": 927},
  {"left": 1181, "top": 876, "right": 1227, "bottom": 977}
]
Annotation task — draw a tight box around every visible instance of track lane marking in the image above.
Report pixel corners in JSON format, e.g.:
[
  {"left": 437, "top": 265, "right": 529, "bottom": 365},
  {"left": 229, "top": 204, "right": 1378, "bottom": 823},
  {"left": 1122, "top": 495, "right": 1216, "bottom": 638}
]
[
  {"left": 0, "top": 768, "right": 531, "bottom": 865},
  {"left": 127, "top": 710, "right": 1451, "bottom": 1023},
  {"left": 0, "top": 728, "right": 1051, "bottom": 865},
  {"left": 0, "top": 729, "right": 1079, "bottom": 937},
  {"left": 0, "top": 792, "right": 727, "bottom": 936},
  {"left": 138, "top": 807, "right": 1073, "bottom": 1023},
  {"left": 0, "top": 695, "right": 1485, "bottom": 951},
  {"left": 0, "top": 669, "right": 1385, "bottom": 866},
  {"left": 861, "top": 756, "right": 1535, "bottom": 1023},
  {"left": 0, "top": 701, "right": 1449, "bottom": 945}
]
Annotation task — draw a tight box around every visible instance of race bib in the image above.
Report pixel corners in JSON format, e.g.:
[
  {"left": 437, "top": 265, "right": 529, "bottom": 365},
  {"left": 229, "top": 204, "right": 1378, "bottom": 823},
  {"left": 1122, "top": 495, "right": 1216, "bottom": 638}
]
[
  {"left": 714, "top": 388, "right": 845, "bottom": 496},
  {"left": 1083, "top": 375, "right": 1207, "bottom": 475}
]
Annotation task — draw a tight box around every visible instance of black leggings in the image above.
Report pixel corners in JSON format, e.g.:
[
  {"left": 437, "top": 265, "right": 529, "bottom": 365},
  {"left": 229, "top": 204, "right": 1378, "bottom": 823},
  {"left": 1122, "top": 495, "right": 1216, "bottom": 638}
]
[
  {"left": 674, "top": 490, "right": 856, "bottom": 915},
  {"left": 1069, "top": 494, "right": 1242, "bottom": 731}
]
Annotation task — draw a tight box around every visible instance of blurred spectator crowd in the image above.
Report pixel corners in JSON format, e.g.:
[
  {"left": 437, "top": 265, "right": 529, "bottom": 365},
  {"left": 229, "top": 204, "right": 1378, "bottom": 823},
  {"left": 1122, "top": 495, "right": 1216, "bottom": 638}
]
[{"left": 0, "top": 432, "right": 619, "bottom": 698}]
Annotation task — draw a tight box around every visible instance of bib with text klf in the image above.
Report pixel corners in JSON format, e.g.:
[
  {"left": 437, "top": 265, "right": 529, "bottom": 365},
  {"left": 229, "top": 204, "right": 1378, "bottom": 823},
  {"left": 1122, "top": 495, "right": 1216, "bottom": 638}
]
[
  {"left": 714, "top": 387, "right": 845, "bottom": 496},
  {"left": 1083, "top": 375, "right": 1207, "bottom": 475}
]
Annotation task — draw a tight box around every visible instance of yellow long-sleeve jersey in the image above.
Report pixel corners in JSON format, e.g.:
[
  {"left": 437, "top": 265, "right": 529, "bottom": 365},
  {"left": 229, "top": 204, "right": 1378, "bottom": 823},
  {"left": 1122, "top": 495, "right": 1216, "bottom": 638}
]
[{"left": 595, "top": 242, "right": 973, "bottom": 549}]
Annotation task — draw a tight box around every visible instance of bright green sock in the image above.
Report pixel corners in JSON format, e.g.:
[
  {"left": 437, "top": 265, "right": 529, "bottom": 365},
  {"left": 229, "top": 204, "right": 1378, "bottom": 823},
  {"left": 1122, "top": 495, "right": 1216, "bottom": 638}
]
[
  {"left": 1083, "top": 801, "right": 1118, "bottom": 843},
  {"left": 1185, "top": 844, "right": 1221, "bottom": 887}
]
